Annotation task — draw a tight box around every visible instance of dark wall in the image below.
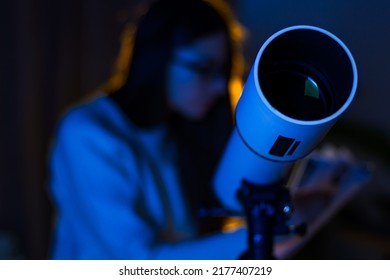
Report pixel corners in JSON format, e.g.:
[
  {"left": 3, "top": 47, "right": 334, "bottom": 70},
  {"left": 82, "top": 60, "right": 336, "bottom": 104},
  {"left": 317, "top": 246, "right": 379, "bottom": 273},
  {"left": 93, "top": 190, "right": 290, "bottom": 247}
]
[{"left": 0, "top": 0, "right": 148, "bottom": 259}]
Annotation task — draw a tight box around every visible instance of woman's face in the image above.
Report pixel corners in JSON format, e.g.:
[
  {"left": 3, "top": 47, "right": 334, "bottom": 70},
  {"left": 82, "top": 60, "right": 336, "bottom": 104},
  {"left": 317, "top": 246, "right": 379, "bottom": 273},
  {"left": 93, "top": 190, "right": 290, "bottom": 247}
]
[{"left": 166, "top": 31, "right": 229, "bottom": 120}]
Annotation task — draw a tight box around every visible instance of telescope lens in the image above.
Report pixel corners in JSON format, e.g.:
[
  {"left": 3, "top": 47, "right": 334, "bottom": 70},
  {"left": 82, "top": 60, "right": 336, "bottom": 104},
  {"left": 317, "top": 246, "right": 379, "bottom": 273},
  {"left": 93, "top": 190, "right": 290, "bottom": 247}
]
[
  {"left": 304, "top": 78, "right": 319, "bottom": 99},
  {"left": 261, "top": 65, "right": 334, "bottom": 121}
]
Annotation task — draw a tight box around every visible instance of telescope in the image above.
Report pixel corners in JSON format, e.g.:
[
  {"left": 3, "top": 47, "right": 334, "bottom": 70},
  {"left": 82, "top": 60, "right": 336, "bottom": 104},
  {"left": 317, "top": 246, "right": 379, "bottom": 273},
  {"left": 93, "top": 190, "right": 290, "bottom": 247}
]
[{"left": 212, "top": 25, "right": 358, "bottom": 259}]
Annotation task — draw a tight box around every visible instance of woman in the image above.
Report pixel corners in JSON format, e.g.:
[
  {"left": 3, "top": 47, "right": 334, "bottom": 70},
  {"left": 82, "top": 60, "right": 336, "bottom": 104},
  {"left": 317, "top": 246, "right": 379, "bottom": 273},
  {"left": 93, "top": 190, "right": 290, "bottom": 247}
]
[{"left": 49, "top": 0, "right": 247, "bottom": 259}]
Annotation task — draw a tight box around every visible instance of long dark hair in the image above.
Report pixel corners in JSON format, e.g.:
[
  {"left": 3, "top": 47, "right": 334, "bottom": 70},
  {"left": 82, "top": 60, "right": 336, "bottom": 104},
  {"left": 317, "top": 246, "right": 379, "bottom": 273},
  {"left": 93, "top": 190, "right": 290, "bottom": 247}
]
[{"left": 107, "top": 0, "right": 244, "bottom": 231}]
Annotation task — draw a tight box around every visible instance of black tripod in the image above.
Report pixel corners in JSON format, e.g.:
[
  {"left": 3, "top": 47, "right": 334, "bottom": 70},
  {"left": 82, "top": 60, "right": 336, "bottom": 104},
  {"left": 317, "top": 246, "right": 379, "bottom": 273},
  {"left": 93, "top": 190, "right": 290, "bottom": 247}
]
[{"left": 238, "top": 180, "right": 306, "bottom": 260}]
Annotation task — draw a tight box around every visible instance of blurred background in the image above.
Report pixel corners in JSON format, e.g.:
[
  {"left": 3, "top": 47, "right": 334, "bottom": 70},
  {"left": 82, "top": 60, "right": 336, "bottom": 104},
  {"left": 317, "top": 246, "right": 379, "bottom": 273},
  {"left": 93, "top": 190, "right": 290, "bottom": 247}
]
[{"left": 1, "top": 0, "right": 389, "bottom": 259}]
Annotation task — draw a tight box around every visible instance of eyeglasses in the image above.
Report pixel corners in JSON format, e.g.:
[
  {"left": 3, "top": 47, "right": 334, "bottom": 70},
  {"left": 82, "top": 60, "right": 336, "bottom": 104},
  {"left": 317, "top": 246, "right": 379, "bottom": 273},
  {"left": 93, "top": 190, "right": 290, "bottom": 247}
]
[{"left": 172, "top": 58, "right": 228, "bottom": 81}]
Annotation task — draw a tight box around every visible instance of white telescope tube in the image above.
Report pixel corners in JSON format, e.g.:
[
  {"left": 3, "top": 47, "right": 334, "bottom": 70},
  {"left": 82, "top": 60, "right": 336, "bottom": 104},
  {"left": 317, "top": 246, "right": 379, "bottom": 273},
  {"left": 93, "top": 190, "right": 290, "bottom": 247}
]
[{"left": 213, "top": 25, "right": 358, "bottom": 212}]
